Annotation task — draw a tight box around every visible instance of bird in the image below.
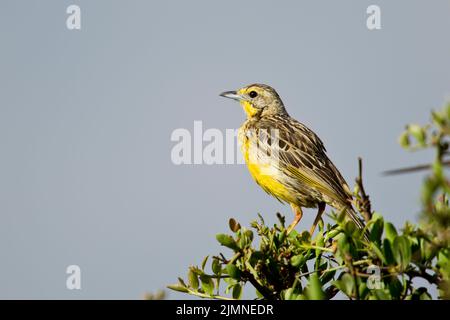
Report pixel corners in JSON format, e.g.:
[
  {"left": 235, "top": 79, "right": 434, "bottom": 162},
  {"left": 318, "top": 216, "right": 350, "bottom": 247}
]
[{"left": 220, "top": 83, "right": 367, "bottom": 237}]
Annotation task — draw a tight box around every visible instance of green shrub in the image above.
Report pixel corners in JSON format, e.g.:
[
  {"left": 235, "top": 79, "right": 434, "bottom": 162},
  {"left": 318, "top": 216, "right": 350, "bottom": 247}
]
[{"left": 168, "top": 104, "right": 450, "bottom": 300}]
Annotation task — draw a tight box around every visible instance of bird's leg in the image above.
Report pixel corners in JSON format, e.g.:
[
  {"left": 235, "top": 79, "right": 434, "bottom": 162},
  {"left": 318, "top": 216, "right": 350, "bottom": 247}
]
[
  {"left": 310, "top": 202, "right": 326, "bottom": 236},
  {"left": 287, "top": 204, "right": 303, "bottom": 234}
]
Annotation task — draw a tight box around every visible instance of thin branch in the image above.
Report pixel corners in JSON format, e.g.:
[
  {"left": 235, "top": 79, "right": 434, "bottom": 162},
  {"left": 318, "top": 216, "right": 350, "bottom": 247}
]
[
  {"left": 297, "top": 259, "right": 371, "bottom": 278},
  {"left": 355, "top": 157, "right": 372, "bottom": 222},
  {"left": 382, "top": 159, "right": 450, "bottom": 176},
  {"left": 297, "top": 244, "right": 334, "bottom": 252},
  {"left": 184, "top": 288, "right": 236, "bottom": 301},
  {"left": 241, "top": 270, "right": 277, "bottom": 300},
  {"left": 345, "top": 254, "right": 360, "bottom": 300}
]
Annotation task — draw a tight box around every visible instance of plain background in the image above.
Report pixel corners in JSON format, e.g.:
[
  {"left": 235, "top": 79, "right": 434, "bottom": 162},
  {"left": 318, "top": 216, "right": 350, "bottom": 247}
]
[{"left": 0, "top": 0, "right": 449, "bottom": 299}]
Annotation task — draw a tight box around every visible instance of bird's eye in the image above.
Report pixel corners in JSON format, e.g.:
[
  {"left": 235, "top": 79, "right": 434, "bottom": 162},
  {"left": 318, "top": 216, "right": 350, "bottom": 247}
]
[{"left": 249, "top": 91, "right": 258, "bottom": 98}]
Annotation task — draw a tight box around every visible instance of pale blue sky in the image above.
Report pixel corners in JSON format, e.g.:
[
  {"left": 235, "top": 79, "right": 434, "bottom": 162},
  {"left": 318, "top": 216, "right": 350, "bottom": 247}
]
[{"left": 0, "top": 0, "right": 449, "bottom": 298}]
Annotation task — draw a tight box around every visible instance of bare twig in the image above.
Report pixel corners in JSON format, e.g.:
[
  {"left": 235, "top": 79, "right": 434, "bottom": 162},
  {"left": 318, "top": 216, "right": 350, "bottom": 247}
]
[
  {"left": 355, "top": 157, "right": 372, "bottom": 222},
  {"left": 382, "top": 159, "right": 450, "bottom": 176},
  {"left": 345, "top": 254, "right": 360, "bottom": 300}
]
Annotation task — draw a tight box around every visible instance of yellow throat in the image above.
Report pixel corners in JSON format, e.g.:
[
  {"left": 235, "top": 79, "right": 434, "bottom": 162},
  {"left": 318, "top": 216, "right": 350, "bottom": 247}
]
[{"left": 240, "top": 100, "right": 259, "bottom": 118}]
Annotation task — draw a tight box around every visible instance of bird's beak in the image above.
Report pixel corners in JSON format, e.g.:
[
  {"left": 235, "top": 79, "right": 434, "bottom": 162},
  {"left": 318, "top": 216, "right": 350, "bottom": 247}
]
[{"left": 219, "top": 90, "right": 242, "bottom": 101}]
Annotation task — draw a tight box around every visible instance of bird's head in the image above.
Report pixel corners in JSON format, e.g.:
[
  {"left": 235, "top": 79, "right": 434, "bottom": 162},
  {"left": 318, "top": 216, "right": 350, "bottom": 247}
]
[{"left": 220, "top": 84, "right": 287, "bottom": 119}]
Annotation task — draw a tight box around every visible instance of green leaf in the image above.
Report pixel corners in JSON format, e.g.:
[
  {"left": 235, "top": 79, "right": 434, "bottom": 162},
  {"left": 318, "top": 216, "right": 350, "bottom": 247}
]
[
  {"left": 370, "top": 242, "right": 386, "bottom": 264},
  {"left": 255, "top": 289, "right": 263, "bottom": 299},
  {"left": 226, "top": 263, "right": 242, "bottom": 280},
  {"left": 325, "top": 228, "right": 341, "bottom": 241},
  {"left": 244, "top": 229, "right": 254, "bottom": 241},
  {"left": 212, "top": 258, "right": 221, "bottom": 275},
  {"left": 393, "top": 236, "right": 411, "bottom": 271},
  {"left": 320, "top": 269, "right": 336, "bottom": 285},
  {"left": 388, "top": 277, "right": 403, "bottom": 299},
  {"left": 398, "top": 132, "right": 410, "bottom": 148},
  {"left": 337, "top": 234, "right": 350, "bottom": 255},
  {"left": 284, "top": 288, "right": 295, "bottom": 300},
  {"left": 177, "top": 277, "right": 187, "bottom": 287},
  {"left": 216, "top": 234, "right": 239, "bottom": 251},
  {"left": 369, "top": 217, "right": 384, "bottom": 243},
  {"left": 278, "top": 230, "right": 286, "bottom": 243},
  {"left": 431, "top": 110, "right": 445, "bottom": 127},
  {"left": 232, "top": 284, "right": 243, "bottom": 299},
  {"left": 420, "top": 239, "right": 436, "bottom": 262},
  {"left": 167, "top": 284, "right": 189, "bottom": 293},
  {"left": 315, "top": 232, "right": 325, "bottom": 258},
  {"left": 432, "top": 160, "right": 443, "bottom": 179},
  {"left": 199, "top": 274, "right": 214, "bottom": 296},
  {"left": 373, "top": 289, "right": 391, "bottom": 300},
  {"left": 201, "top": 255, "right": 209, "bottom": 271},
  {"left": 407, "top": 124, "right": 427, "bottom": 146},
  {"left": 333, "top": 273, "right": 354, "bottom": 298},
  {"left": 188, "top": 269, "right": 199, "bottom": 289},
  {"left": 437, "top": 250, "right": 450, "bottom": 277},
  {"left": 431, "top": 111, "right": 445, "bottom": 126},
  {"left": 358, "top": 282, "right": 369, "bottom": 299},
  {"left": 239, "top": 229, "right": 254, "bottom": 248},
  {"left": 336, "top": 209, "right": 347, "bottom": 223},
  {"left": 306, "top": 273, "right": 325, "bottom": 300},
  {"left": 384, "top": 222, "right": 398, "bottom": 243},
  {"left": 370, "top": 212, "right": 384, "bottom": 221},
  {"left": 344, "top": 220, "right": 356, "bottom": 235},
  {"left": 284, "top": 284, "right": 301, "bottom": 300},
  {"left": 383, "top": 239, "right": 395, "bottom": 265},
  {"left": 290, "top": 254, "right": 306, "bottom": 268}
]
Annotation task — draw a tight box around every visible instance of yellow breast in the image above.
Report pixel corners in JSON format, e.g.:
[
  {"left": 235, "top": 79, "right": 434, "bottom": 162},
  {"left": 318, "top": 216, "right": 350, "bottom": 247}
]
[{"left": 238, "top": 128, "right": 295, "bottom": 204}]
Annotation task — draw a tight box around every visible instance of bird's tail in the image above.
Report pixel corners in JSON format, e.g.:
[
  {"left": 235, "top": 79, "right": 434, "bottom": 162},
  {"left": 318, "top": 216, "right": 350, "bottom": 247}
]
[{"left": 345, "top": 206, "right": 370, "bottom": 241}]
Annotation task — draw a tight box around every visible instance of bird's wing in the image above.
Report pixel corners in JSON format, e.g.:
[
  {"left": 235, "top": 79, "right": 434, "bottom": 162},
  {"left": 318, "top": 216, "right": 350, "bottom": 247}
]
[{"left": 256, "top": 116, "right": 352, "bottom": 207}]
